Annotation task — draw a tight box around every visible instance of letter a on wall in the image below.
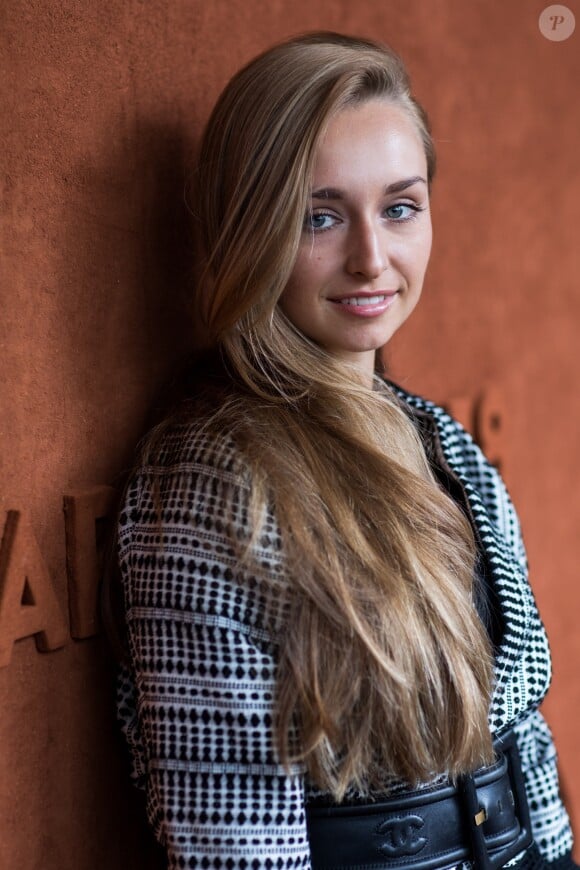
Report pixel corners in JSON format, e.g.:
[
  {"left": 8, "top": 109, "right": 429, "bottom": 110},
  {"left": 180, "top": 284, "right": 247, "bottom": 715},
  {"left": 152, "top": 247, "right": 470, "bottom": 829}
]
[
  {"left": 0, "top": 510, "right": 68, "bottom": 667},
  {"left": 63, "top": 486, "right": 117, "bottom": 639}
]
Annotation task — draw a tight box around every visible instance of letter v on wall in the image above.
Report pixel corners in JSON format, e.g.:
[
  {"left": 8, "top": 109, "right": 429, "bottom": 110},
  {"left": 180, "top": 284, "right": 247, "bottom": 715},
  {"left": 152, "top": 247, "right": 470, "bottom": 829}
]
[{"left": 0, "top": 510, "right": 68, "bottom": 666}]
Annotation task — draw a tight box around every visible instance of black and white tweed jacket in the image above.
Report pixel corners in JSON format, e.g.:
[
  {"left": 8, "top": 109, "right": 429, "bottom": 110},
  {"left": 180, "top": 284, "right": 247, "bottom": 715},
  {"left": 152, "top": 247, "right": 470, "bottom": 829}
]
[{"left": 116, "top": 382, "right": 574, "bottom": 869}]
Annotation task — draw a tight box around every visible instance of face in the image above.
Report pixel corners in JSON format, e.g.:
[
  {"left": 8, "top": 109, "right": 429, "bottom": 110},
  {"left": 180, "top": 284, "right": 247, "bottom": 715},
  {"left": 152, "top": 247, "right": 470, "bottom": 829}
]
[{"left": 279, "top": 98, "right": 433, "bottom": 382}]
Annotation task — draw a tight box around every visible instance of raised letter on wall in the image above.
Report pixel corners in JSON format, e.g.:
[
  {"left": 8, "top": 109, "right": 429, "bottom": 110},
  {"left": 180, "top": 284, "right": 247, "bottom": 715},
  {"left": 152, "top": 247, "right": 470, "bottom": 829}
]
[
  {"left": 0, "top": 511, "right": 68, "bottom": 667},
  {"left": 63, "top": 486, "right": 117, "bottom": 639}
]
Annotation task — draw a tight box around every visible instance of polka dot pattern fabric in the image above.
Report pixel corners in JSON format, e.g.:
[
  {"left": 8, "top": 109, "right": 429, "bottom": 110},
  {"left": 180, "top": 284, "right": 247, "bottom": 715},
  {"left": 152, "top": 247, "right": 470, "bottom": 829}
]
[{"left": 116, "top": 383, "right": 574, "bottom": 868}]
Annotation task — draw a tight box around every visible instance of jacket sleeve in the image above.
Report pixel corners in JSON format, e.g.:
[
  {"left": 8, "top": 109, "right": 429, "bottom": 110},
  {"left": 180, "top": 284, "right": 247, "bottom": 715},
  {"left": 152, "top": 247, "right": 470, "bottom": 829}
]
[
  {"left": 449, "top": 418, "right": 575, "bottom": 864},
  {"left": 116, "top": 436, "right": 312, "bottom": 869},
  {"left": 513, "top": 710, "right": 574, "bottom": 863}
]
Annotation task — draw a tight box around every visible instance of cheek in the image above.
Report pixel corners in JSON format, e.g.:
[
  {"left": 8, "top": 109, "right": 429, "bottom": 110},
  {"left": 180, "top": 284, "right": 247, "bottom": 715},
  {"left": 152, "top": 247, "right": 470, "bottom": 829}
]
[
  {"left": 281, "top": 254, "right": 323, "bottom": 304},
  {"left": 278, "top": 274, "right": 305, "bottom": 322},
  {"left": 404, "top": 232, "right": 432, "bottom": 279},
  {"left": 419, "top": 223, "right": 433, "bottom": 262}
]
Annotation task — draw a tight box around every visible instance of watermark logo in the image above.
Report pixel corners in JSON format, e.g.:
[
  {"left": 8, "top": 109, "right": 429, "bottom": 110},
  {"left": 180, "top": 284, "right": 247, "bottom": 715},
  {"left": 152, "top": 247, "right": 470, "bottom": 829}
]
[{"left": 539, "top": 4, "right": 576, "bottom": 40}]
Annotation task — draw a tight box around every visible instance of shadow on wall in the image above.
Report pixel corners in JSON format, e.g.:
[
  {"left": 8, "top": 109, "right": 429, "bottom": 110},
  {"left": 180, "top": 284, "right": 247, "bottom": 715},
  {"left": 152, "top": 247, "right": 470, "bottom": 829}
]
[
  {"left": 103, "top": 639, "right": 170, "bottom": 870},
  {"left": 56, "top": 118, "right": 200, "bottom": 485},
  {"left": 56, "top": 120, "right": 202, "bottom": 869},
  {"left": 101, "top": 124, "right": 200, "bottom": 868}
]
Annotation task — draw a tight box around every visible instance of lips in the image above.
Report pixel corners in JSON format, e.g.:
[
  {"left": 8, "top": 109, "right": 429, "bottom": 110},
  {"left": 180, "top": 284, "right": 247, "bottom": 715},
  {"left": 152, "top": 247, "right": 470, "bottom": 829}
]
[
  {"left": 328, "top": 289, "right": 399, "bottom": 303},
  {"left": 337, "top": 294, "right": 388, "bottom": 306},
  {"left": 328, "top": 290, "right": 399, "bottom": 318}
]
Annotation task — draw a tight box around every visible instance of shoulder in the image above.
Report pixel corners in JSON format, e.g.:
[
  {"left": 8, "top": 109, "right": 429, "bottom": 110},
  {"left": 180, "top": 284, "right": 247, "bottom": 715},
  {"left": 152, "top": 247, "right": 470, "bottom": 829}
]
[
  {"left": 383, "top": 379, "right": 526, "bottom": 563},
  {"left": 383, "top": 379, "right": 472, "bottom": 447},
  {"left": 116, "top": 409, "right": 289, "bottom": 637},
  {"left": 136, "top": 408, "right": 251, "bottom": 480},
  {"left": 123, "top": 347, "right": 257, "bottom": 489},
  {"left": 383, "top": 378, "right": 487, "bottom": 471},
  {"left": 384, "top": 378, "right": 499, "bottom": 485},
  {"left": 118, "top": 415, "right": 250, "bottom": 542}
]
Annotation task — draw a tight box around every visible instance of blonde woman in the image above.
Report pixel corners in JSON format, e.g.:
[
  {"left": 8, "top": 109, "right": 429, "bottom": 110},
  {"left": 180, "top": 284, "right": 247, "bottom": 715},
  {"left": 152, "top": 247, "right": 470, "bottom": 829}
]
[{"left": 114, "top": 32, "right": 576, "bottom": 870}]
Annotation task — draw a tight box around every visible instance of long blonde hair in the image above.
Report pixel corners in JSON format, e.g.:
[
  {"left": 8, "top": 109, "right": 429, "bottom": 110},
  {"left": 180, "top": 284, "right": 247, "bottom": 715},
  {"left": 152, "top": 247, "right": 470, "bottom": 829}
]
[{"left": 178, "top": 32, "right": 495, "bottom": 797}]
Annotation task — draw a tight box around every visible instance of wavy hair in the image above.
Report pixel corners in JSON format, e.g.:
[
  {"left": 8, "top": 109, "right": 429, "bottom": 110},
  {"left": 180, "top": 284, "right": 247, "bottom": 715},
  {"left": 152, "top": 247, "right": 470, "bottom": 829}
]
[{"left": 159, "top": 32, "right": 495, "bottom": 797}]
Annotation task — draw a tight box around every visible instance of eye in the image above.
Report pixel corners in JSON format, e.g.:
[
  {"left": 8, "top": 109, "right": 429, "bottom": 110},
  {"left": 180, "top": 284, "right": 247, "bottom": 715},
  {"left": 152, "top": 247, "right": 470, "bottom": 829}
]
[
  {"left": 385, "top": 202, "right": 425, "bottom": 222},
  {"left": 304, "top": 211, "right": 338, "bottom": 232}
]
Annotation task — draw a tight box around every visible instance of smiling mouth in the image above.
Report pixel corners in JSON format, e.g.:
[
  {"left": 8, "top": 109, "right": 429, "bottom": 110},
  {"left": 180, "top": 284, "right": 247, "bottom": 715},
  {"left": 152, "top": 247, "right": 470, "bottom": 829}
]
[
  {"left": 327, "top": 292, "right": 398, "bottom": 318},
  {"left": 337, "top": 294, "right": 388, "bottom": 306}
]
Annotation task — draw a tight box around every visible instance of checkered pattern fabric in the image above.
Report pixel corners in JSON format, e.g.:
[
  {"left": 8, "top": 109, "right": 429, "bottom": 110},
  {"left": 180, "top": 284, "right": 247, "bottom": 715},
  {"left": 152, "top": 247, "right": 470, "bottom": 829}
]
[{"left": 116, "top": 382, "right": 574, "bottom": 869}]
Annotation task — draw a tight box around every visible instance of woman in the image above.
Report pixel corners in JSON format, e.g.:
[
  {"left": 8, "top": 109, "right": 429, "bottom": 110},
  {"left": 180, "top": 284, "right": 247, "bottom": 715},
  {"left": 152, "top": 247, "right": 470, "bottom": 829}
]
[{"left": 114, "top": 32, "right": 575, "bottom": 869}]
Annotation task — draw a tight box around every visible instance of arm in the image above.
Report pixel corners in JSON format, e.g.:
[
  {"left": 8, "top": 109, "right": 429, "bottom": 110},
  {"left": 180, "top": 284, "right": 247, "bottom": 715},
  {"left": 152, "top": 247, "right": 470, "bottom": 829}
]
[
  {"left": 513, "top": 709, "right": 574, "bottom": 864},
  {"left": 449, "top": 419, "right": 575, "bottom": 864},
  {"left": 116, "top": 432, "right": 312, "bottom": 869}
]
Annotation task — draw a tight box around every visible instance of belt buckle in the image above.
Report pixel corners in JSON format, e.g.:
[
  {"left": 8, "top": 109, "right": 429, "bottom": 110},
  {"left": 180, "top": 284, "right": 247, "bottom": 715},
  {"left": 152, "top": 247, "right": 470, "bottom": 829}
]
[{"left": 459, "top": 730, "right": 532, "bottom": 870}]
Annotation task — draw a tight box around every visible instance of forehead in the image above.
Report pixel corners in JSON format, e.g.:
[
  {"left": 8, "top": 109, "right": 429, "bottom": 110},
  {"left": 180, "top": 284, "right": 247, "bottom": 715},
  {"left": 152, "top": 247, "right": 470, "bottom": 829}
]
[{"left": 312, "top": 99, "right": 427, "bottom": 185}]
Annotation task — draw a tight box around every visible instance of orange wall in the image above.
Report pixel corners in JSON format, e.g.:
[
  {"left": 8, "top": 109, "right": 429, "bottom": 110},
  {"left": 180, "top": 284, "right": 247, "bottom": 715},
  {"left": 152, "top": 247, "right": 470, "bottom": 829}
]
[{"left": 1, "top": 1, "right": 579, "bottom": 866}]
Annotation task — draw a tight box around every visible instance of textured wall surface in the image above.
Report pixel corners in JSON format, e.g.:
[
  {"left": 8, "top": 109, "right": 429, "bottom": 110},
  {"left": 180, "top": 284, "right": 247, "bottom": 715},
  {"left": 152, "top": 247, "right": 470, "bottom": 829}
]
[{"left": 1, "top": 1, "right": 578, "bottom": 867}]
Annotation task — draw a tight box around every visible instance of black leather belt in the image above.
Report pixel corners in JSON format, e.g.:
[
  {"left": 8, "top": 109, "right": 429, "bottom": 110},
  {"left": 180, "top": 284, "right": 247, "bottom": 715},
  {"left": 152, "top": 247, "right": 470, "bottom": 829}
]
[{"left": 306, "top": 730, "right": 532, "bottom": 870}]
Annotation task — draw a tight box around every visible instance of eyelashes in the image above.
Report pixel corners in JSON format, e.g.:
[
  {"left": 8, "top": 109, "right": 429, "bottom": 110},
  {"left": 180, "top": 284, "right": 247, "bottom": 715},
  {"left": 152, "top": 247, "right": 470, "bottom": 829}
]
[
  {"left": 385, "top": 203, "right": 426, "bottom": 222},
  {"left": 305, "top": 212, "right": 336, "bottom": 232},
  {"left": 304, "top": 202, "right": 427, "bottom": 233}
]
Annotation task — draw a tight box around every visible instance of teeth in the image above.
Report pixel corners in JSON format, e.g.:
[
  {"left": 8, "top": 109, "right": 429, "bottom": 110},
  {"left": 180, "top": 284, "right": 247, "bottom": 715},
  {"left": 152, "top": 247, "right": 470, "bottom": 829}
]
[{"left": 339, "top": 295, "right": 386, "bottom": 306}]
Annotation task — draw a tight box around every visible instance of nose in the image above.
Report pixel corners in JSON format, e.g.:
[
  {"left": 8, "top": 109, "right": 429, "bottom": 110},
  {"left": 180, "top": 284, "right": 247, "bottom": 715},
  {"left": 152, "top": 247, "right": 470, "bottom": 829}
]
[{"left": 345, "top": 218, "right": 388, "bottom": 279}]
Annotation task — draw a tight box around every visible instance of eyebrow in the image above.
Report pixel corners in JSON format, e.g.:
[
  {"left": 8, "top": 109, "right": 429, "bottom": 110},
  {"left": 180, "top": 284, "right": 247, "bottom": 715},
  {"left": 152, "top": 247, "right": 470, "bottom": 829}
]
[{"left": 311, "top": 176, "right": 427, "bottom": 199}]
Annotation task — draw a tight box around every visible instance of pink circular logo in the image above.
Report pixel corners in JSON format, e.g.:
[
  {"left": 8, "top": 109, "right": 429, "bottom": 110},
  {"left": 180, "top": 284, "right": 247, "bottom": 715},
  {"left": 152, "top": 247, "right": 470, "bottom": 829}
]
[{"left": 538, "top": 4, "right": 576, "bottom": 41}]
